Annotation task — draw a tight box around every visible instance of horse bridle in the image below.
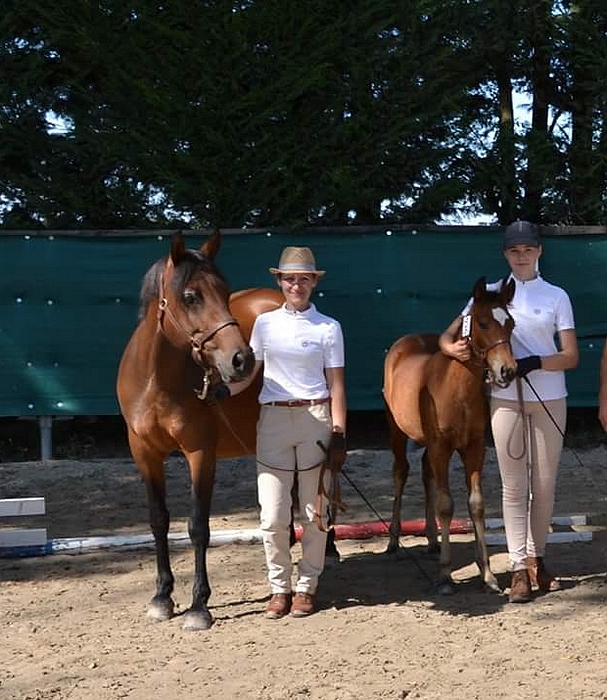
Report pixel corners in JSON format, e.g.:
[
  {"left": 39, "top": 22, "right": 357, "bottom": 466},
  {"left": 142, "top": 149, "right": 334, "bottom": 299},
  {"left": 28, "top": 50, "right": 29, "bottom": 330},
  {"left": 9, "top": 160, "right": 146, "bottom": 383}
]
[
  {"left": 464, "top": 312, "right": 512, "bottom": 367},
  {"left": 156, "top": 272, "right": 239, "bottom": 398},
  {"left": 467, "top": 335, "right": 511, "bottom": 363},
  {"left": 157, "top": 296, "right": 238, "bottom": 352}
]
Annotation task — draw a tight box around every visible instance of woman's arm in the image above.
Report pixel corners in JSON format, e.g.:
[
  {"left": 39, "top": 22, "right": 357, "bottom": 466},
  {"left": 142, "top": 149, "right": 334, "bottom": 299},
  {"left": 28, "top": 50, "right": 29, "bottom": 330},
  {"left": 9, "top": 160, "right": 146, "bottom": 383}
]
[
  {"left": 539, "top": 328, "right": 579, "bottom": 371},
  {"left": 438, "top": 315, "right": 471, "bottom": 362},
  {"left": 325, "top": 366, "right": 346, "bottom": 435}
]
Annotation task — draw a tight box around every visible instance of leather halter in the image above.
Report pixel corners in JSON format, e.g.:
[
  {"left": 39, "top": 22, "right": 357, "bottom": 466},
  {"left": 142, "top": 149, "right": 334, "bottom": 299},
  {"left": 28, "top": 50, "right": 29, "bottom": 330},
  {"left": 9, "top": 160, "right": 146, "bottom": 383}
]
[
  {"left": 156, "top": 270, "right": 240, "bottom": 399},
  {"left": 464, "top": 311, "right": 512, "bottom": 368},
  {"left": 156, "top": 269, "right": 239, "bottom": 352},
  {"left": 467, "top": 335, "right": 511, "bottom": 362},
  {"left": 157, "top": 296, "right": 238, "bottom": 352}
]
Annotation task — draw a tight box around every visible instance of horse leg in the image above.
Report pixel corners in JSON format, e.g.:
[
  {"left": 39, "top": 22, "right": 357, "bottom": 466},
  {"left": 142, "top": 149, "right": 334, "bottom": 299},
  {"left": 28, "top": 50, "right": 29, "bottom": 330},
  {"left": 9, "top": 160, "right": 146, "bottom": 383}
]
[
  {"left": 183, "top": 451, "right": 216, "bottom": 631},
  {"left": 460, "top": 444, "right": 500, "bottom": 592},
  {"left": 428, "top": 447, "right": 455, "bottom": 595},
  {"left": 386, "top": 407, "right": 410, "bottom": 554},
  {"left": 421, "top": 449, "right": 439, "bottom": 555},
  {"left": 130, "top": 436, "right": 175, "bottom": 622}
]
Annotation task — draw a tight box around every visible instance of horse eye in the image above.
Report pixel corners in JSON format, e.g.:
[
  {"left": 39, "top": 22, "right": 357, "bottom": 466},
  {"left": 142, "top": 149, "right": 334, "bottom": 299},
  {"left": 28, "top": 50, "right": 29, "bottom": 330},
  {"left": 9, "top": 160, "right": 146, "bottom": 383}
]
[
  {"left": 478, "top": 320, "right": 489, "bottom": 330},
  {"left": 183, "top": 290, "right": 199, "bottom": 306}
]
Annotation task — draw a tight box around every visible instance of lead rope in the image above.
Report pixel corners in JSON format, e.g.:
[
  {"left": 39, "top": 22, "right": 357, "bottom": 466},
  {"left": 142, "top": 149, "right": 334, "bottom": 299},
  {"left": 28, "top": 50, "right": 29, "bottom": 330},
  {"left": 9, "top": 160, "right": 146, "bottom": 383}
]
[
  {"left": 507, "top": 376, "right": 528, "bottom": 462},
  {"left": 315, "top": 440, "right": 434, "bottom": 583},
  {"left": 521, "top": 375, "right": 588, "bottom": 471},
  {"left": 214, "top": 401, "right": 255, "bottom": 455},
  {"left": 314, "top": 440, "right": 346, "bottom": 532}
]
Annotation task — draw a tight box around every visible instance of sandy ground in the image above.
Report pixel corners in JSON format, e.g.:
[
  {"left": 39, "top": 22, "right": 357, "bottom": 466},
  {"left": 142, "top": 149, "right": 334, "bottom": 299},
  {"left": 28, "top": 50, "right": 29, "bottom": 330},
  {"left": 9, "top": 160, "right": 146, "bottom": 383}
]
[{"left": 2, "top": 444, "right": 607, "bottom": 700}]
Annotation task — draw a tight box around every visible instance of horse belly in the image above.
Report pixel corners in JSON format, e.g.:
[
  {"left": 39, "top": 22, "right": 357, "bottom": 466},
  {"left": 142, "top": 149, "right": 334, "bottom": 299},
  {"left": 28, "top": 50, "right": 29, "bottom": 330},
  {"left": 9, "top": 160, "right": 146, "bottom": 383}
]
[
  {"left": 383, "top": 334, "right": 437, "bottom": 444},
  {"left": 425, "top": 375, "right": 488, "bottom": 450}
]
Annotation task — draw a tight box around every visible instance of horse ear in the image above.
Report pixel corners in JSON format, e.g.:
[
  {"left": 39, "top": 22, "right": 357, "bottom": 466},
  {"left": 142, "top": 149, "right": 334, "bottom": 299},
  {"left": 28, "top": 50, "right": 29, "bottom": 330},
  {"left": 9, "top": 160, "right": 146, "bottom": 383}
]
[
  {"left": 472, "top": 276, "right": 486, "bottom": 301},
  {"left": 169, "top": 231, "right": 187, "bottom": 266},
  {"left": 200, "top": 229, "right": 221, "bottom": 260},
  {"left": 501, "top": 277, "right": 516, "bottom": 304}
]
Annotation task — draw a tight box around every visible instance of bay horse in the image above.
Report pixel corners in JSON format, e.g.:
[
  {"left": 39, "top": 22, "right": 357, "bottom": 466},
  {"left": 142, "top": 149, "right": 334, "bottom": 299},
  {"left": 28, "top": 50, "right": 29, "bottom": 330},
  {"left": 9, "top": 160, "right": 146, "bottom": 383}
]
[
  {"left": 117, "top": 231, "right": 283, "bottom": 631},
  {"left": 383, "top": 277, "right": 516, "bottom": 594}
]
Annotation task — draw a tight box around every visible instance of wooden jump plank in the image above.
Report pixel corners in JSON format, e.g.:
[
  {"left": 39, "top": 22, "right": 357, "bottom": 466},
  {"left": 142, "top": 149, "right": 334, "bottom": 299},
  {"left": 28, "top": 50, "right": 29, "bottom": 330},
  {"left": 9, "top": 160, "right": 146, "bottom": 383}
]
[{"left": 0, "top": 498, "right": 46, "bottom": 517}]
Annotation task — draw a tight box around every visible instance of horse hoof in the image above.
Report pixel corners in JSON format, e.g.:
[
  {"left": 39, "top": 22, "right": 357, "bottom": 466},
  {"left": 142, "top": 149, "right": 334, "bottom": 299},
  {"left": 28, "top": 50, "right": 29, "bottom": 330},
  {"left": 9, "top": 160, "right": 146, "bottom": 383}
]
[
  {"left": 147, "top": 596, "right": 175, "bottom": 622},
  {"left": 484, "top": 576, "right": 501, "bottom": 593},
  {"left": 436, "top": 580, "right": 455, "bottom": 596},
  {"left": 183, "top": 608, "right": 213, "bottom": 631}
]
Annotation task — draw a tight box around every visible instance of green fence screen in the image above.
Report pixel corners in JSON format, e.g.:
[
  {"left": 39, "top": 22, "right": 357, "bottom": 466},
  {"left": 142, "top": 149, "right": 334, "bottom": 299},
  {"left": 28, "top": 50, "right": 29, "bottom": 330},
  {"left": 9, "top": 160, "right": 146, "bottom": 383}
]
[{"left": 1, "top": 227, "right": 605, "bottom": 417}]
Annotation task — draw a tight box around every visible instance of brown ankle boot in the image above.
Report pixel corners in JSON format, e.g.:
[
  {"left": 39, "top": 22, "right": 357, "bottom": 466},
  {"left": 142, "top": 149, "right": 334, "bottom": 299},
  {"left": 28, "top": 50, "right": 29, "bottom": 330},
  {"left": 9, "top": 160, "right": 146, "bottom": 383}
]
[
  {"left": 509, "top": 569, "right": 532, "bottom": 603},
  {"left": 526, "top": 556, "right": 561, "bottom": 592}
]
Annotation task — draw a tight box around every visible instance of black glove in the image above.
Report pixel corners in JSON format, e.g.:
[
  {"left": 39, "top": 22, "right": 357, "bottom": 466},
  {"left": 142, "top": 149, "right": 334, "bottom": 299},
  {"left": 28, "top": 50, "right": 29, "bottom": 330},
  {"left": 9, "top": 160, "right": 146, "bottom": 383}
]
[
  {"left": 213, "top": 383, "right": 231, "bottom": 401},
  {"left": 328, "top": 432, "right": 347, "bottom": 473},
  {"left": 516, "top": 355, "right": 541, "bottom": 377}
]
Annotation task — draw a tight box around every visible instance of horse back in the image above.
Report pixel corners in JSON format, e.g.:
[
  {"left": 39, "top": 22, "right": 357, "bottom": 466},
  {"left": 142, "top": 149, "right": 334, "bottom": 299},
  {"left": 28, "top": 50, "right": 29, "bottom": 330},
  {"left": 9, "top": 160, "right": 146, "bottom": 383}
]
[{"left": 383, "top": 333, "right": 439, "bottom": 444}]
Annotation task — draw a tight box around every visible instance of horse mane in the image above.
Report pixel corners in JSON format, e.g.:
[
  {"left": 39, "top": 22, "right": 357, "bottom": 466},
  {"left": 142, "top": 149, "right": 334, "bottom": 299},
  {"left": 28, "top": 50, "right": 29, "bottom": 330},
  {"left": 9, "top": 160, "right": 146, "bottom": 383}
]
[{"left": 137, "top": 249, "right": 227, "bottom": 322}]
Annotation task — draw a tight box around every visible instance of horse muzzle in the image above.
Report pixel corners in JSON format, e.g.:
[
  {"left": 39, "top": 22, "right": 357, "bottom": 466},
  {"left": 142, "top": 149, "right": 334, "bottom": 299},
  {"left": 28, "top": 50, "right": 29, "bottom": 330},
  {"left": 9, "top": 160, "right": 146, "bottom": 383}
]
[{"left": 494, "top": 366, "right": 517, "bottom": 388}]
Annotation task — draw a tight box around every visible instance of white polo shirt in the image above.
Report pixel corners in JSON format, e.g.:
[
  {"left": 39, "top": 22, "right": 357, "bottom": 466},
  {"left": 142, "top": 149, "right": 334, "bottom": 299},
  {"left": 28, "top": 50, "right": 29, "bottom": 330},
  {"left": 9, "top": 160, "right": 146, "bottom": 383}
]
[
  {"left": 250, "top": 303, "right": 345, "bottom": 405},
  {"left": 463, "top": 275, "right": 575, "bottom": 402}
]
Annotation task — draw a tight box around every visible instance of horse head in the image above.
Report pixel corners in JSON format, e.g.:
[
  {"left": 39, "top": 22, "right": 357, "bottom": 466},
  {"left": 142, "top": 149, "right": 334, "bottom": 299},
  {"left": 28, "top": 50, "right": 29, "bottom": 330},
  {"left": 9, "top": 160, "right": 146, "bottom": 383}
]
[
  {"left": 156, "top": 231, "right": 255, "bottom": 382},
  {"left": 468, "top": 276, "right": 516, "bottom": 388}
]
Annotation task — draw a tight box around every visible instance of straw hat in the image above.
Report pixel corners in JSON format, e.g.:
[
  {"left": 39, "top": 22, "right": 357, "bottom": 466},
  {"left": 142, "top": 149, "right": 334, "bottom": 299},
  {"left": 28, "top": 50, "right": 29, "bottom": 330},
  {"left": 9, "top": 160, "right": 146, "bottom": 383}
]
[{"left": 269, "top": 246, "right": 325, "bottom": 277}]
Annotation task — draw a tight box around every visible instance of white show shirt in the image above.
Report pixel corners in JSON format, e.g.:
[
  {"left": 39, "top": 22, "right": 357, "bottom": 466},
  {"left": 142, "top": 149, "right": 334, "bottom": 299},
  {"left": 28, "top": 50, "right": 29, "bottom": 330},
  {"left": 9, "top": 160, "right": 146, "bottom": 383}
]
[
  {"left": 462, "top": 275, "right": 575, "bottom": 402},
  {"left": 250, "top": 303, "right": 345, "bottom": 405}
]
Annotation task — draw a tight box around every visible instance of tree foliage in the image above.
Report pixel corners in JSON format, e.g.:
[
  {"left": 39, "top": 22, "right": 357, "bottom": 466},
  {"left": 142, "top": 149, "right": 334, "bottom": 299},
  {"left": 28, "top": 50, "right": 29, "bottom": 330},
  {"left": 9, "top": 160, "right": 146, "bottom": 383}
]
[{"left": 1, "top": 0, "right": 607, "bottom": 228}]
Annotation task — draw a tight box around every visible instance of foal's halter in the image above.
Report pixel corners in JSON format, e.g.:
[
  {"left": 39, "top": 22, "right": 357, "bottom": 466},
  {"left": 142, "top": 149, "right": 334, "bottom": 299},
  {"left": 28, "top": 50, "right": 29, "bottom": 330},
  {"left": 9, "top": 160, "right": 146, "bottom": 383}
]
[
  {"left": 156, "top": 270, "right": 239, "bottom": 399},
  {"left": 463, "top": 312, "right": 512, "bottom": 367}
]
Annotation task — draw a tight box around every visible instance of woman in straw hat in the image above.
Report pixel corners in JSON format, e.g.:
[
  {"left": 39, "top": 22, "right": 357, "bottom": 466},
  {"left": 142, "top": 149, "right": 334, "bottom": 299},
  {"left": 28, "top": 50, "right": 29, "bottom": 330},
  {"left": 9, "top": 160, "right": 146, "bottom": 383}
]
[
  {"left": 439, "top": 221, "right": 578, "bottom": 603},
  {"left": 222, "top": 245, "right": 347, "bottom": 619}
]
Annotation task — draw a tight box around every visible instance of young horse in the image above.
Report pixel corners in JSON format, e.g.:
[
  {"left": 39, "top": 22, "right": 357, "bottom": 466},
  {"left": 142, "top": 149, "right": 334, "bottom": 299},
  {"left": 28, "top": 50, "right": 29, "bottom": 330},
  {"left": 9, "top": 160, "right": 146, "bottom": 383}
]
[
  {"left": 117, "top": 232, "right": 274, "bottom": 631},
  {"left": 383, "top": 277, "right": 516, "bottom": 594}
]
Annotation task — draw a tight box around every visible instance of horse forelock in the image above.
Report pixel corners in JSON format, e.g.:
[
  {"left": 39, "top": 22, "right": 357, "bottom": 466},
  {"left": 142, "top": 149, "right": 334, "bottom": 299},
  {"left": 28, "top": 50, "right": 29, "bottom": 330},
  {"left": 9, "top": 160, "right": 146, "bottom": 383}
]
[
  {"left": 137, "top": 249, "right": 228, "bottom": 322},
  {"left": 472, "top": 288, "right": 513, "bottom": 329}
]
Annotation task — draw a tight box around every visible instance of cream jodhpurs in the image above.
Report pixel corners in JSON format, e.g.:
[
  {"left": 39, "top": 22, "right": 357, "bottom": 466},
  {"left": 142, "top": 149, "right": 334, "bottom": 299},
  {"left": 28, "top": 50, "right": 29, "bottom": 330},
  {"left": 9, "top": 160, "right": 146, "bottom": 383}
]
[
  {"left": 256, "top": 403, "right": 332, "bottom": 595},
  {"left": 490, "top": 396, "right": 566, "bottom": 571}
]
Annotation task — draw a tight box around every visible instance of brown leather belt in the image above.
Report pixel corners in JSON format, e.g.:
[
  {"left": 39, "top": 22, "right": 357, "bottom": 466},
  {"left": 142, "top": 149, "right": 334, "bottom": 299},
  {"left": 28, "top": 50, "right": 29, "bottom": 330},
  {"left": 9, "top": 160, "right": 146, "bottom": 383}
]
[{"left": 264, "top": 397, "right": 330, "bottom": 407}]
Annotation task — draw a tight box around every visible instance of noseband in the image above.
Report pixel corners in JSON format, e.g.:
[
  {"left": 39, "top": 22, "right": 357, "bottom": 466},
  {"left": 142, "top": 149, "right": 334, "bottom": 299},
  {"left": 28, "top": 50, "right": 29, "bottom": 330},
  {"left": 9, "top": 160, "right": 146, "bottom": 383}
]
[
  {"left": 467, "top": 336, "right": 511, "bottom": 362},
  {"left": 156, "top": 271, "right": 239, "bottom": 355},
  {"left": 464, "top": 309, "right": 512, "bottom": 366}
]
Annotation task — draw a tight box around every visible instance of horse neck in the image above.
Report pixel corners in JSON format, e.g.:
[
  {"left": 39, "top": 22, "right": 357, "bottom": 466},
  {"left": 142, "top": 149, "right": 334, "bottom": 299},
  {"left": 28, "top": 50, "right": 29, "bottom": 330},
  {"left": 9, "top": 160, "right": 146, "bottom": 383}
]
[
  {"left": 140, "top": 307, "right": 196, "bottom": 388},
  {"left": 442, "top": 354, "right": 486, "bottom": 396}
]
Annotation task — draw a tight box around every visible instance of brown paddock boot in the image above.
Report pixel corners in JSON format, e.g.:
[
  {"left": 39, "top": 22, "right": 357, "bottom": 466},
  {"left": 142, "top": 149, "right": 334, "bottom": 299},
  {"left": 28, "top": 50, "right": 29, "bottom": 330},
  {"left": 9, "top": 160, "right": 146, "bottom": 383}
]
[
  {"left": 526, "top": 556, "right": 561, "bottom": 592},
  {"left": 290, "top": 592, "right": 316, "bottom": 617},
  {"left": 265, "top": 593, "right": 291, "bottom": 619},
  {"left": 509, "top": 569, "right": 532, "bottom": 603}
]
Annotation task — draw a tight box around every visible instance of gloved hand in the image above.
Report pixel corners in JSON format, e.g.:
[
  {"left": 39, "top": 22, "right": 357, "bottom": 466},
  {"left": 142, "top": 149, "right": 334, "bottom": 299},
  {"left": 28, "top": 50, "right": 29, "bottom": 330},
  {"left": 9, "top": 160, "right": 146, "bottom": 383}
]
[
  {"left": 516, "top": 355, "right": 542, "bottom": 377},
  {"left": 328, "top": 432, "right": 347, "bottom": 472},
  {"left": 212, "top": 383, "right": 231, "bottom": 401}
]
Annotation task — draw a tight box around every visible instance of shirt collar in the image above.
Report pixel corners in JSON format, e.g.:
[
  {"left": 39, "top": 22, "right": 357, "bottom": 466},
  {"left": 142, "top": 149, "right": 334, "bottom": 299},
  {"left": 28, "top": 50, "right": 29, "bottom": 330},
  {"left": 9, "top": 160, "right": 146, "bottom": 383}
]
[{"left": 282, "top": 302, "right": 316, "bottom": 317}]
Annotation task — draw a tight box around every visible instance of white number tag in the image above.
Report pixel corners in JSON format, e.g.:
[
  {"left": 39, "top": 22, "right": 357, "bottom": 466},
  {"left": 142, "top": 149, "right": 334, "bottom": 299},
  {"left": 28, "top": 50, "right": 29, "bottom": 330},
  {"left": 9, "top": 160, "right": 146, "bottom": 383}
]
[{"left": 461, "top": 315, "right": 472, "bottom": 338}]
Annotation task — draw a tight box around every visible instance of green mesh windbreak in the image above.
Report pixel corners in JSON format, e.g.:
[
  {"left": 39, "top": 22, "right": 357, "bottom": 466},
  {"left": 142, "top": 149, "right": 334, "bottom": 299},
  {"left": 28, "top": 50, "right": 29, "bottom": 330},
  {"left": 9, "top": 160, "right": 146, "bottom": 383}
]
[{"left": 0, "top": 228, "right": 604, "bottom": 416}]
